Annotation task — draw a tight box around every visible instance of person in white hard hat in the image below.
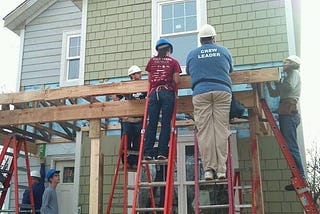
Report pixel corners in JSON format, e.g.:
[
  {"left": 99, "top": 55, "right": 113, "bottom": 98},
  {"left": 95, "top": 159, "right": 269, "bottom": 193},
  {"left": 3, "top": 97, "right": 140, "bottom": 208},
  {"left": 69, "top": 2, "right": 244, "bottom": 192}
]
[
  {"left": 267, "top": 55, "right": 304, "bottom": 191},
  {"left": 20, "top": 158, "right": 46, "bottom": 214},
  {"left": 113, "top": 65, "right": 147, "bottom": 169},
  {"left": 186, "top": 24, "right": 233, "bottom": 181}
]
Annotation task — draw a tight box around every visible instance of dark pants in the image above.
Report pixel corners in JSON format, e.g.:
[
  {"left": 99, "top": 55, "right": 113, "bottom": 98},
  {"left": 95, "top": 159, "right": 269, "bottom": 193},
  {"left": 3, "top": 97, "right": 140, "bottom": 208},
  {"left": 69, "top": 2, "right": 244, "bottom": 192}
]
[
  {"left": 279, "top": 113, "right": 305, "bottom": 178},
  {"left": 144, "top": 90, "right": 175, "bottom": 157},
  {"left": 121, "top": 122, "right": 142, "bottom": 165}
]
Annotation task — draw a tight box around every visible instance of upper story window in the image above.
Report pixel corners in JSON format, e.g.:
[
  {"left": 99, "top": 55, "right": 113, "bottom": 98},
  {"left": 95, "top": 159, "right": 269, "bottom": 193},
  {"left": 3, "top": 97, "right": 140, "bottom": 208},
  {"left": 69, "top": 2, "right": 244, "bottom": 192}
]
[
  {"left": 153, "top": 0, "right": 207, "bottom": 71},
  {"left": 60, "top": 30, "right": 82, "bottom": 87}
]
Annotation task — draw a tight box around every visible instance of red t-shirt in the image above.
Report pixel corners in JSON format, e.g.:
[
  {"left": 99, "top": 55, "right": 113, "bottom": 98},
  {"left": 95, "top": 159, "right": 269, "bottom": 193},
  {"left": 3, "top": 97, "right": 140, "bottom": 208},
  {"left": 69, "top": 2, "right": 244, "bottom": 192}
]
[{"left": 146, "top": 56, "right": 182, "bottom": 91}]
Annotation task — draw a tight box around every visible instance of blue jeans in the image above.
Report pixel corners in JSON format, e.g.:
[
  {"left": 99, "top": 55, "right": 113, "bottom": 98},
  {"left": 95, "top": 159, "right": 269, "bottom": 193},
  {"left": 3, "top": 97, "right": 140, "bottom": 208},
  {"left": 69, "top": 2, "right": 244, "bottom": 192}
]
[
  {"left": 121, "top": 122, "right": 142, "bottom": 165},
  {"left": 144, "top": 90, "right": 175, "bottom": 157},
  {"left": 279, "top": 114, "right": 305, "bottom": 178}
]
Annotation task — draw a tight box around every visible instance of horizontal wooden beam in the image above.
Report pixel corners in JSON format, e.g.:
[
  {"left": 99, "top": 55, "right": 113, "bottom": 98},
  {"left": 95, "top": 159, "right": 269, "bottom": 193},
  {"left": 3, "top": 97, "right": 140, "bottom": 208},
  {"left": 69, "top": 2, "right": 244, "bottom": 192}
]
[{"left": 0, "top": 68, "right": 279, "bottom": 105}]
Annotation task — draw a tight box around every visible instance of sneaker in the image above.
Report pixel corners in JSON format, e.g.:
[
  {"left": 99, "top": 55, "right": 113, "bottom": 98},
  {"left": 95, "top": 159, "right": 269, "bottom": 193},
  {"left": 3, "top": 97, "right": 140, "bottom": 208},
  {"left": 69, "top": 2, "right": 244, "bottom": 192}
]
[
  {"left": 204, "top": 170, "right": 214, "bottom": 181},
  {"left": 217, "top": 172, "right": 226, "bottom": 180},
  {"left": 144, "top": 156, "right": 153, "bottom": 161},
  {"left": 156, "top": 155, "right": 167, "bottom": 160},
  {"left": 284, "top": 184, "right": 295, "bottom": 191}
]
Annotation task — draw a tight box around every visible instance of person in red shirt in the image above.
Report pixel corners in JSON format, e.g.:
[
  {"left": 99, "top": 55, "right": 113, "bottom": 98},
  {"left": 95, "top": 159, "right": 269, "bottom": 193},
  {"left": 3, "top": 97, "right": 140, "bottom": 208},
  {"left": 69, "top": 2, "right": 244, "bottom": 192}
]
[{"left": 143, "top": 38, "right": 181, "bottom": 160}]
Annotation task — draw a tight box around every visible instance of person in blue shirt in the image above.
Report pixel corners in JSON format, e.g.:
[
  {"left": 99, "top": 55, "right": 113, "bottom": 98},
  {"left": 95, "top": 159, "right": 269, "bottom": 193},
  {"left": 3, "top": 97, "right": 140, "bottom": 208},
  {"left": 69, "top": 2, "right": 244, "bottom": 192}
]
[
  {"left": 186, "top": 24, "right": 233, "bottom": 181},
  {"left": 41, "top": 168, "right": 60, "bottom": 214},
  {"left": 21, "top": 158, "right": 45, "bottom": 214}
]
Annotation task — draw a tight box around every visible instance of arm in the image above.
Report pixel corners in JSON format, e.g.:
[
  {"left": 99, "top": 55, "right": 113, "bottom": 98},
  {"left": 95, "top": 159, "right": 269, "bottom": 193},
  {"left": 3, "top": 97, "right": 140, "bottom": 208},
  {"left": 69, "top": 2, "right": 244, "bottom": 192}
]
[
  {"left": 266, "top": 81, "right": 280, "bottom": 97},
  {"left": 173, "top": 72, "right": 180, "bottom": 87},
  {"left": 39, "top": 158, "right": 46, "bottom": 184}
]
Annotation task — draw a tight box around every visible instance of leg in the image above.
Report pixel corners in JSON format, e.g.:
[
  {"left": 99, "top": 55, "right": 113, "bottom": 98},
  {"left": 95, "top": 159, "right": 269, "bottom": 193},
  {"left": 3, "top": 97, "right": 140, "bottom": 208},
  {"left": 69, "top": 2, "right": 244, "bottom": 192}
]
[
  {"left": 144, "top": 91, "right": 161, "bottom": 157},
  {"left": 158, "top": 90, "right": 175, "bottom": 157},
  {"left": 279, "top": 114, "right": 305, "bottom": 178},
  {"left": 211, "top": 91, "right": 231, "bottom": 176},
  {"left": 193, "top": 92, "right": 217, "bottom": 172}
]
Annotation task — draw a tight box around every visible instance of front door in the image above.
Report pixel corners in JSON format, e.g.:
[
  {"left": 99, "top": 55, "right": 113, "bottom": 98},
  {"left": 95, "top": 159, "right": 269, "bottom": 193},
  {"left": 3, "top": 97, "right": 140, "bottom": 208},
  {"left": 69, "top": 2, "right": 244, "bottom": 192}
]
[{"left": 55, "top": 160, "right": 75, "bottom": 213}]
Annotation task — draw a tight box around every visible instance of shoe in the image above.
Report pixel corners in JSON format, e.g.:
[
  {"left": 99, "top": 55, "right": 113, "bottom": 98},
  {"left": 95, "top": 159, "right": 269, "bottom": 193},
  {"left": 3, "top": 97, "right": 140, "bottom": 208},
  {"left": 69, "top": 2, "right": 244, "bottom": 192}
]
[
  {"left": 156, "top": 155, "right": 167, "bottom": 160},
  {"left": 285, "top": 184, "right": 295, "bottom": 191},
  {"left": 204, "top": 170, "right": 214, "bottom": 181},
  {"left": 217, "top": 172, "right": 226, "bottom": 179},
  {"left": 143, "top": 156, "right": 153, "bottom": 161}
]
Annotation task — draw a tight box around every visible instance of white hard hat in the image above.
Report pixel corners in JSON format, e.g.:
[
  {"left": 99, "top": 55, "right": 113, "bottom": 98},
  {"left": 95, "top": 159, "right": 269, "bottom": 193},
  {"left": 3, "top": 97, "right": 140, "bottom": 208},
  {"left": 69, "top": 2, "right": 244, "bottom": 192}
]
[
  {"left": 128, "top": 65, "right": 142, "bottom": 76},
  {"left": 285, "top": 55, "right": 301, "bottom": 65},
  {"left": 199, "top": 24, "right": 217, "bottom": 38},
  {"left": 31, "top": 170, "right": 41, "bottom": 178}
]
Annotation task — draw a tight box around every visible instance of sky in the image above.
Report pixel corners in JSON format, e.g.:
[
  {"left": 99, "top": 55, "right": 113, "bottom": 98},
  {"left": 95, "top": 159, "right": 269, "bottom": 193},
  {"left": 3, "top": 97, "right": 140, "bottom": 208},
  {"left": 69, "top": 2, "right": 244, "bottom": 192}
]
[{"left": 0, "top": 1, "right": 319, "bottom": 149}]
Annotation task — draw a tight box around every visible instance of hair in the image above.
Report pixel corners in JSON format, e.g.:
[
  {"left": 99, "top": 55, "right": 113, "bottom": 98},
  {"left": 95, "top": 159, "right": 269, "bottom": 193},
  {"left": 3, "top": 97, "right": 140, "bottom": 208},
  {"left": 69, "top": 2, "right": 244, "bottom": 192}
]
[
  {"left": 157, "top": 46, "right": 171, "bottom": 58},
  {"left": 200, "top": 37, "right": 214, "bottom": 45}
]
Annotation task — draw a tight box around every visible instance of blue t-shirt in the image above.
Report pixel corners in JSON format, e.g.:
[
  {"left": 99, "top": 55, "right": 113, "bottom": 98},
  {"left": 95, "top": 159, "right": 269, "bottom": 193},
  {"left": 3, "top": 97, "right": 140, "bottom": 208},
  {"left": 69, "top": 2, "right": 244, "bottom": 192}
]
[{"left": 186, "top": 43, "right": 233, "bottom": 96}]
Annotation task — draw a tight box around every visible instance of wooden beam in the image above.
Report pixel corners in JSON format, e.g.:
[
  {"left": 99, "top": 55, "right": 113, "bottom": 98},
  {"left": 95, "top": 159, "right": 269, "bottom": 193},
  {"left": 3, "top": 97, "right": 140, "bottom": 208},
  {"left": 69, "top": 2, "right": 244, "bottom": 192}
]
[
  {"left": 0, "top": 68, "right": 279, "bottom": 105},
  {"left": 0, "top": 96, "right": 193, "bottom": 126},
  {"left": 89, "top": 119, "right": 103, "bottom": 214},
  {"left": 248, "top": 109, "right": 265, "bottom": 213}
]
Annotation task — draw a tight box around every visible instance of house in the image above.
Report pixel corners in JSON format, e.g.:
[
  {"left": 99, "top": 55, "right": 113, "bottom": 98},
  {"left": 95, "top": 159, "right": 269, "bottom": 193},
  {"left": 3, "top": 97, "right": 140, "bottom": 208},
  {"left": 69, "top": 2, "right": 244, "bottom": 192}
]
[{"left": 1, "top": 0, "right": 305, "bottom": 213}]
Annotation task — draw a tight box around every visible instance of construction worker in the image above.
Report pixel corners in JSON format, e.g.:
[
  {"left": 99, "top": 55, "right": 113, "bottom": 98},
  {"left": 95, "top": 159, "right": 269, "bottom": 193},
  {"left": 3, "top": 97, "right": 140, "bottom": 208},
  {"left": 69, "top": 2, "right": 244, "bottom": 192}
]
[
  {"left": 186, "top": 24, "right": 233, "bottom": 180},
  {"left": 143, "top": 38, "right": 181, "bottom": 160},
  {"left": 118, "top": 65, "right": 146, "bottom": 169},
  {"left": 20, "top": 158, "right": 45, "bottom": 214},
  {"left": 40, "top": 168, "right": 60, "bottom": 214},
  {"left": 266, "top": 55, "right": 304, "bottom": 191}
]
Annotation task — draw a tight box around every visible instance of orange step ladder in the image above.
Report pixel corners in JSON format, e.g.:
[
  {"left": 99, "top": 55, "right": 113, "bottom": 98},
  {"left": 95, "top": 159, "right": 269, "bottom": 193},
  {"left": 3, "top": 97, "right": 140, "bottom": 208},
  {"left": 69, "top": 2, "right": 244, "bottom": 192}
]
[
  {"left": 260, "top": 99, "right": 319, "bottom": 213},
  {"left": 131, "top": 85, "right": 178, "bottom": 213},
  {"left": 193, "top": 129, "right": 253, "bottom": 213},
  {"left": 0, "top": 136, "right": 35, "bottom": 214}
]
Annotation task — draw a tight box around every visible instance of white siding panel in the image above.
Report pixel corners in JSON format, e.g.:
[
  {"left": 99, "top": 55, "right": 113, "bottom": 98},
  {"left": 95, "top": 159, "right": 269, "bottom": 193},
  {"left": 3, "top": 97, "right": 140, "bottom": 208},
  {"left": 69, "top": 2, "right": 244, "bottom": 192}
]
[{"left": 21, "top": 0, "right": 81, "bottom": 88}]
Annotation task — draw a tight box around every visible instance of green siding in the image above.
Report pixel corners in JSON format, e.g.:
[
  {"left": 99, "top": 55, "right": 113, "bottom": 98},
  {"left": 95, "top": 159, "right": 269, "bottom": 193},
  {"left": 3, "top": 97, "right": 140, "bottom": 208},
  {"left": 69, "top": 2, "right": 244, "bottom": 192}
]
[
  {"left": 85, "top": 0, "right": 151, "bottom": 81},
  {"left": 207, "top": 0, "right": 289, "bottom": 65}
]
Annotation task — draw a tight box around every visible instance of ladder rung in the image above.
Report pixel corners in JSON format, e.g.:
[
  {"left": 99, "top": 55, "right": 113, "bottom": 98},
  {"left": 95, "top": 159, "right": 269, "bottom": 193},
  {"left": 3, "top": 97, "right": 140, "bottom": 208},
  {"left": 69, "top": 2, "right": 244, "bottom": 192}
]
[
  {"left": 198, "top": 179, "right": 228, "bottom": 185},
  {"left": 135, "top": 207, "right": 164, "bottom": 212},
  {"left": 234, "top": 185, "right": 252, "bottom": 190},
  {"left": 139, "top": 181, "right": 167, "bottom": 187},
  {"left": 17, "top": 167, "right": 27, "bottom": 172},
  {"left": 235, "top": 204, "right": 252, "bottom": 208},
  {"left": 199, "top": 204, "right": 229, "bottom": 209},
  {"left": 141, "top": 159, "right": 168, "bottom": 164},
  {"left": 5, "top": 152, "right": 26, "bottom": 158},
  {"left": 18, "top": 185, "right": 30, "bottom": 190},
  {"left": 19, "top": 203, "right": 33, "bottom": 209}
]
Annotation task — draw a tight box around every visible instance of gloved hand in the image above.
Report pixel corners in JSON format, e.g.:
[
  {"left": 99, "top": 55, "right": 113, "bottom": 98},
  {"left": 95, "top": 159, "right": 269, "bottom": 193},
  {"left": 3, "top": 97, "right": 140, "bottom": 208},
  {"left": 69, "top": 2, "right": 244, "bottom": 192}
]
[{"left": 39, "top": 157, "right": 46, "bottom": 164}]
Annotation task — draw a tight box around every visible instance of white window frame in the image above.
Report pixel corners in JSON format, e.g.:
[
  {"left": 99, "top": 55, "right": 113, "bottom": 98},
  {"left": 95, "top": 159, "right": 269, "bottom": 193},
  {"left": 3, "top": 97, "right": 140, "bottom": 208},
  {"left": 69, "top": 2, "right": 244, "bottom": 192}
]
[
  {"left": 152, "top": 0, "right": 207, "bottom": 72},
  {"left": 60, "top": 30, "right": 82, "bottom": 87}
]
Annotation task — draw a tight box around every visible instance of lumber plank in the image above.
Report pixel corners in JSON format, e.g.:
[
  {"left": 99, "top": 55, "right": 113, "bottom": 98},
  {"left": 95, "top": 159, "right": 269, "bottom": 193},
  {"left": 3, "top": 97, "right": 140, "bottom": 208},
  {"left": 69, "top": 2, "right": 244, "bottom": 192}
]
[{"left": 0, "top": 68, "right": 279, "bottom": 105}]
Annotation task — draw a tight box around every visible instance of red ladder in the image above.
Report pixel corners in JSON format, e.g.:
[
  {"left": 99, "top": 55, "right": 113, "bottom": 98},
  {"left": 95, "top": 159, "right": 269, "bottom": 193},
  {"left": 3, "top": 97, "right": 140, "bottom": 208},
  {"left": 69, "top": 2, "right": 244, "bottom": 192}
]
[
  {"left": 0, "top": 136, "right": 35, "bottom": 214},
  {"left": 260, "top": 99, "right": 319, "bottom": 213},
  {"left": 131, "top": 86, "right": 178, "bottom": 213},
  {"left": 193, "top": 129, "right": 254, "bottom": 213},
  {"left": 105, "top": 134, "right": 131, "bottom": 214}
]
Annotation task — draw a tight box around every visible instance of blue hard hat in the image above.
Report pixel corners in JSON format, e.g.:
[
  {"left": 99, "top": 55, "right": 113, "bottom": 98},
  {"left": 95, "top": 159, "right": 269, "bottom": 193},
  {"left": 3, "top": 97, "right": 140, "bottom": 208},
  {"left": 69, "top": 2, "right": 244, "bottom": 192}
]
[
  {"left": 155, "top": 38, "right": 173, "bottom": 53},
  {"left": 46, "top": 168, "right": 60, "bottom": 180}
]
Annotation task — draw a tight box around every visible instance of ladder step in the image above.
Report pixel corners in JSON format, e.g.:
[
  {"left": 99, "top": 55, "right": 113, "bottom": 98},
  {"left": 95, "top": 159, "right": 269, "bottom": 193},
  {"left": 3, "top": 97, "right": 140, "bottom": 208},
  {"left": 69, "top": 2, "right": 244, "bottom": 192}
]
[
  {"left": 199, "top": 204, "right": 229, "bottom": 209},
  {"left": 18, "top": 185, "right": 30, "bottom": 190},
  {"left": 235, "top": 204, "right": 252, "bottom": 209},
  {"left": 17, "top": 167, "right": 28, "bottom": 172},
  {"left": 141, "top": 159, "right": 168, "bottom": 164},
  {"left": 139, "top": 181, "right": 167, "bottom": 187},
  {"left": 5, "top": 152, "right": 26, "bottom": 158},
  {"left": 19, "top": 203, "right": 33, "bottom": 209},
  {"left": 135, "top": 207, "right": 164, "bottom": 212},
  {"left": 198, "top": 179, "right": 228, "bottom": 185},
  {"left": 234, "top": 185, "right": 252, "bottom": 190}
]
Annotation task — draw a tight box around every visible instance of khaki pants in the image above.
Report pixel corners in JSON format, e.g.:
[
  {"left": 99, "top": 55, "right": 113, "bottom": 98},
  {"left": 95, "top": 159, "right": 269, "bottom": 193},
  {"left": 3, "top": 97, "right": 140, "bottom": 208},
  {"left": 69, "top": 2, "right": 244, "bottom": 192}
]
[{"left": 193, "top": 91, "right": 231, "bottom": 174}]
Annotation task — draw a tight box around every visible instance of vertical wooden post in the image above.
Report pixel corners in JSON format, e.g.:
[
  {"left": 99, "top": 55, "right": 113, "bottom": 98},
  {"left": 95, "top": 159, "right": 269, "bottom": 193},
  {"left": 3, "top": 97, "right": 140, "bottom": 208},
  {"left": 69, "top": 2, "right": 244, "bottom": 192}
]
[
  {"left": 248, "top": 109, "right": 265, "bottom": 214},
  {"left": 89, "top": 119, "right": 102, "bottom": 214}
]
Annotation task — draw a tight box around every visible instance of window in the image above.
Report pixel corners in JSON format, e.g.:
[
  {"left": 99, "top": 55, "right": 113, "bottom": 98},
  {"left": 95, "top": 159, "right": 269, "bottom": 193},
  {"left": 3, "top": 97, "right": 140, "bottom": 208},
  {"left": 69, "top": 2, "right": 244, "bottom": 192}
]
[
  {"left": 153, "top": 0, "right": 207, "bottom": 70},
  {"left": 60, "top": 31, "right": 82, "bottom": 87}
]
